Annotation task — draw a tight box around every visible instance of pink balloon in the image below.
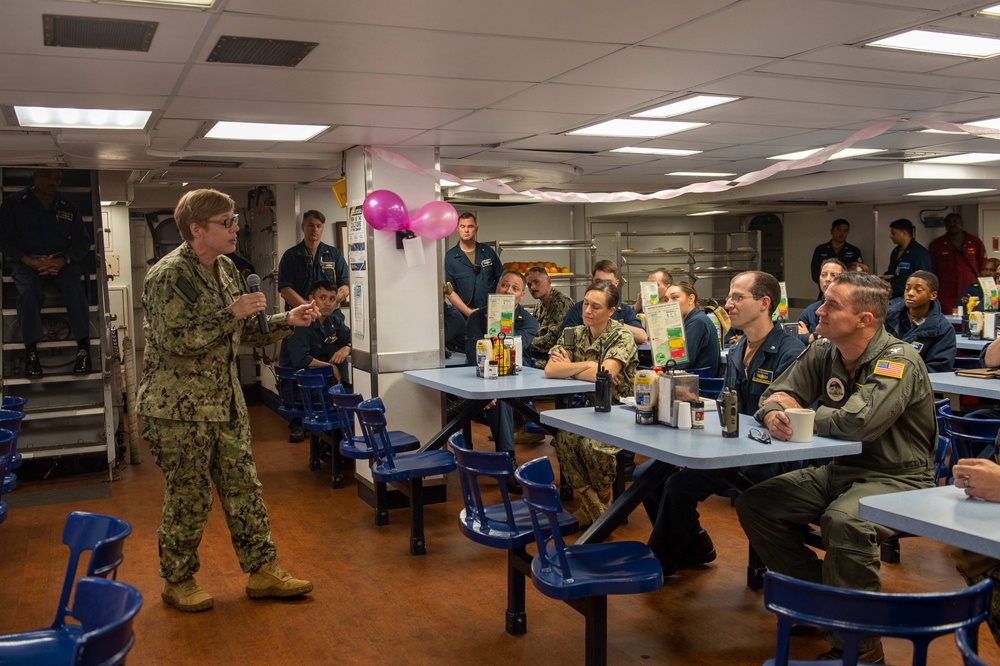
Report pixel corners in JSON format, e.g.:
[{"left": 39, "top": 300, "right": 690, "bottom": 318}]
[
  {"left": 362, "top": 190, "right": 409, "bottom": 231},
  {"left": 408, "top": 201, "right": 458, "bottom": 240}
]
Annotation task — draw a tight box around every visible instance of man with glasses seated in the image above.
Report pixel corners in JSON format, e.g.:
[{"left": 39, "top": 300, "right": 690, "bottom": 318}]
[
  {"left": 464, "top": 269, "right": 538, "bottom": 493},
  {"left": 736, "top": 272, "right": 936, "bottom": 663},
  {"left": 278, "top": 209, "right": 349, "bottom": 313},
  {"left": 639, "top": 271, "right": 804, "bottom": 576}
]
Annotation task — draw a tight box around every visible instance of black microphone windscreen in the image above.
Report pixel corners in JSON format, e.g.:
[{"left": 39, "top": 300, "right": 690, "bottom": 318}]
[{"left": 247, "top": 273, "right": 261, "bottom": 291}]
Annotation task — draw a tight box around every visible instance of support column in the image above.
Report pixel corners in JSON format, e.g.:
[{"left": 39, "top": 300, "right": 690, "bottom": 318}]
[{"left": 344, "top": 147, "right": 446, "bottom": 502}]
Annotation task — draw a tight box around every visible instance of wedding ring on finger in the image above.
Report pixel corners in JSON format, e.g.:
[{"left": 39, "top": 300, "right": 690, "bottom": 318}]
[{"left": 963, "top": 478, "right": 972, "bottom": 489}]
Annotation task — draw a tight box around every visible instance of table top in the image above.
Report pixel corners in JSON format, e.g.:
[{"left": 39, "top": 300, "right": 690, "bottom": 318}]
[
  {"left": 403, "top": 366, "right": 593, "bottom": 400},
  {"left": 957, "top": 337, "right": 990, "bottom": 351},
  {"left": 946, "top": 314, "right": 962, "bottom": 325},
  {"left": 859, "top": 485, "right": 1000, "bottom": 559},
  {"left": 540, "top": 405, "right": 861, "bottom": 469},
  {"left": 930, "top": 372, "right": 1000, "bottom": 400}
]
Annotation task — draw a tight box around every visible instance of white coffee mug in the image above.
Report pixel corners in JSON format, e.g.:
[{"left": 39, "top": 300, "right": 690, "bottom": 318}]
[{"left": 785, "top": 408, "right": 815, "bottom": 443}]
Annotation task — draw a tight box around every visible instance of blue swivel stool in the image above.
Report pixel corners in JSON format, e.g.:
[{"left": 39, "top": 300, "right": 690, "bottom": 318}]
[
  {"left": 0, "top": 577, "right": 143, "bottom": 666},
  {"left": 356, "top": 397, "right": 456, "bottom": 555},
  {"left": 1, "top": 396, "right": 25, "bottom": 488},
  {"left": 515, "top": 457, "right": 663, "bottom": 666},
  {"left": 0, "top": 429, "right": 14, "bottom": 526},
  {"left": 296, "top": 366, "right": 346, "bottom": 486},
  {"left": 329, "top": 384, "right": 419, "bottom": 520},
  {"left": 450, "top": 432, "right": 578, "bottom": 635},
  {"left": 762, "top": 571, "right": 993, "bottom": 666},
  {"left": 955, "top": 626, "right": 989, "bottom": 666},
  {"left": 275, "top": 365, "right": 307, "bottom": 423},
  {"left": 0, "top": 409, "right": 25, "bottom": 494}
]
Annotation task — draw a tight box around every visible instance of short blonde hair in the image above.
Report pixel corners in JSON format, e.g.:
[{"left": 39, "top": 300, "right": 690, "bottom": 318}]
[{"left": 174, "top": 189, "right": 234, "bottom": 242}]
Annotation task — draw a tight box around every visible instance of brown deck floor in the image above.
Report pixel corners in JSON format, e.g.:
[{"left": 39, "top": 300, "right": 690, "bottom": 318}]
[{"left": 0, "top": 404, "right": 997, "bottom": 665}]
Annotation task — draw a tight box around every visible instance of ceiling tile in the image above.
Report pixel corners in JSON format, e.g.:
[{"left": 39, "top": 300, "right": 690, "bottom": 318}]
[
  {"left": 440, "top": 109, "right": 598, "bottom": 134},
  {"left": 490, "top": 83, "right": 668, "bottom": 115},
  {"left": 0, "top": 54, "right": 183, "bottom": 96},
  {"left": 554, "top": 46, "right": 774, "bottom": 91},
  {"left": 641, "top": 0, "right": 928, "bottom": 58}
]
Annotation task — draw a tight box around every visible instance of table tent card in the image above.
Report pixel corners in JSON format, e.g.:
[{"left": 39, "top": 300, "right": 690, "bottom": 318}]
[
  {"left": 646, "top": 301, "right": 688, "bottom": 367},
  {"left": 772, "top": 281, "right": 789, "bottom": 321},
  {"left": 977, "top": 276, "right": 998, "bottom": 311},
  {"left": 640, "top": 281, "right": 659, "bottom": 311},
  {"left": 487, "top": 294, "right": 515, "bottom": 336}
]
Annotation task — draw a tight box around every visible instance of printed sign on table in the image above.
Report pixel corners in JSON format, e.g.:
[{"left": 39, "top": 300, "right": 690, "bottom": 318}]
[
  {"left": 978, "top": 277, "right": 998, "bottom": 311},
  {"left": 487, "top": 294, "right": 515, "bottom": 337},
  {"left": 646, "top": 301, "right": 688, "bottom": 366}
]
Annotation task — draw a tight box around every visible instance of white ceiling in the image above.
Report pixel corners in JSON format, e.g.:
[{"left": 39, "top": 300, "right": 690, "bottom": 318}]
[{"left": 6, "top": 0, "right": 1000, "bottom": 214}]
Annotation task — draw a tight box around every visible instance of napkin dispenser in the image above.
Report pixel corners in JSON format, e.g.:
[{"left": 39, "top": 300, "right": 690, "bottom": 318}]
[{"left": 657, "top": 370, "right": 699, "bottom": 427}]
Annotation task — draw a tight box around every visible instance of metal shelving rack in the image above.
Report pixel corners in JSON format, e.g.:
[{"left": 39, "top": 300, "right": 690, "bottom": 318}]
[{"left": 496, "top": 239, "right": 596, "bottom": 301}]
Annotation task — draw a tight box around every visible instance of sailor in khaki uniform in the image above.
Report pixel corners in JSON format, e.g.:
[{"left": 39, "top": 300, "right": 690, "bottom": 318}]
[{"left": 736, "top": 272, "right": 936, "bottom": 662}]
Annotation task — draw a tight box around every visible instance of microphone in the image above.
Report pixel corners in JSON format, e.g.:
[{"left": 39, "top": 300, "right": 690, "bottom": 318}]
[{"left": 246, "top": 273, "right": 269, "bottom": 334}]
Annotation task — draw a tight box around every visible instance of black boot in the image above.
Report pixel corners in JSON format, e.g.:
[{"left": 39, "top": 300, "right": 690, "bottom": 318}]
[
  {"left": 308, "top": 435, "right": 321, "bottom": 471},
  {"left": 504, "top": 451, "right": 522, "bottom": 494}
]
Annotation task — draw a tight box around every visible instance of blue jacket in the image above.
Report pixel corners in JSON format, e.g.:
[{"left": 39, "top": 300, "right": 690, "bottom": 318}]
[
  {"left": 0, "top": 186, "right": 90, "bottom": 263},
  {"left": 726, "top": 323, "right": 806, "bottom": 482},
  {"left": 445, "top": 242, "right": 503, "bottom": 310},
  {"left": 559, "top": 300, "right": 642, "bottom": 333},
  {"left": 887, "top": 240, "right": 932, "bottom": 299},
  {"left": 465, "top": 304, "right": 538, "bottom": 366},
  {"left": 884, "top": 298, "right": 955, "bottom": 373},
  {"left": 797, "top": 299, "right": 822, "bottom": 343},
  {"left": 677, "top": 308, "right": 721, "bottom": 376},
  {"left": 810, "top": 241, "right": 863, "bottom": 285},
  {"left": 279, "top": 309, "right": 351, "bottom": 377},
  {"left": 277, "top": 240, "right": 349, "bottom": 309}
]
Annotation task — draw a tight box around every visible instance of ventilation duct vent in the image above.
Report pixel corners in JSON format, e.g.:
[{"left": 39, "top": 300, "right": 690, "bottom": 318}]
[
  {"left": 170, "top": 158, "right": 243, "bottom": 168},
  {"left": 207, "top": 36, "right": 317, "bottom": 67},
  {"left": 43, "top": 15, "right": 157, "bottom": 52}
]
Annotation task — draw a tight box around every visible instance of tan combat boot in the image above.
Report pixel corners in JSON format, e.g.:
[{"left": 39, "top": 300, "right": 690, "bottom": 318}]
[
  {"left": 162, "top": 577, "right": 214, "bottom": 612},
  {"left": 246, "top": 561, "right": 313, "bottom": 599}
]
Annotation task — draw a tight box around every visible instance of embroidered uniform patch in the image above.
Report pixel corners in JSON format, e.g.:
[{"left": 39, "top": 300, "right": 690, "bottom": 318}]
[
  {"left": 911, "top": 341, "right": 924, "bottom": 352},
  {"left": 826, "top": 377, "right": 846, "bottom": 401},
  {"left": 873, "top": 359, "right": 905, "bottom": 379},
  {"left": 752, "top": 368, "right": 774, "bottom": 384}
]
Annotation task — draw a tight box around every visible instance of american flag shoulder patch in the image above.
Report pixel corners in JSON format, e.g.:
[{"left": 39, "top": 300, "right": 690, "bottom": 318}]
[{"left": 873, "top": 359, "right": 905, "bottom": 379}]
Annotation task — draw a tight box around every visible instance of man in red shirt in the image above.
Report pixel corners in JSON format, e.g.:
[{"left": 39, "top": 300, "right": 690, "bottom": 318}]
[{"left": 929, "top": 212, "right": 986, "bottom": 314}]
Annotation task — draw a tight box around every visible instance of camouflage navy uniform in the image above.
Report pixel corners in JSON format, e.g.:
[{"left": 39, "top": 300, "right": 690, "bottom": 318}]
[
  {"left": 137, "top": 242, "right": 294, "bottom": 583},
  {"left": 549, "top": 319, "right": 637, "bottom": 519},
  {"left": 530, "top": 289, "right": 574, "bottom": 367}
]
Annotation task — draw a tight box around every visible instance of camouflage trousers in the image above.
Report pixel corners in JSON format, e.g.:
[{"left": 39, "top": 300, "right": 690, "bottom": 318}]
[
  {"left": 962, "top": 563, "right": 1000, "bottom": 648},
  {"left": 144, "top": 416, "right": 277, "bottom": 582},
  {"left": 551, "top": 430, "right": 619, "bottom": 494}
]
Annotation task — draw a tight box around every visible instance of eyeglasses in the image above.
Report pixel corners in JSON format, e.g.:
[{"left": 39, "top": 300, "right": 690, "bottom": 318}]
[
  {"left": 209, "top": 214, "right": 239, "bottom": 229},
  {"left": 748, "top": 428, "right": 772, "bottom": 445}
]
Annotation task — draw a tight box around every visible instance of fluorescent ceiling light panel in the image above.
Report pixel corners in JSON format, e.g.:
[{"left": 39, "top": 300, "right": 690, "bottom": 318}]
[
  {"left": 768, "top": 147, "right": 884, "bottom": 161},
  {"left": 906, "top": 188, "right": 996, "bottom": 196},
  {"left": 633, "top": 95, "right": 739, "bottom": 119},
  {"left": 867, "top": 29, "right": 1000, "bottom": 58},
  {"left": 915, "top": 153, "right": 1000, "bottom": 164},
  {"left": 610, "top": 147, "right": 702, "bottom": 156},
  {"left": 205, "top": 121, "right": 328, "bottom": 141},
  {"left": 687, "top": 210, "right": 728, "bottom": 216},
  {"left": 14, "top": 105, "right": 151, "bottom": 130},
  {"left": 969, "top": 117, "right": 1000, "bottom": 129},
  {"left": 667, "top": 171, "right": 737, "bottom": 177},
  {"left": 980, "top": 4, "right": 1000, "bottom": 16},
  {"left": 569, "top": 119, "right": 706, "bottom": 138}
]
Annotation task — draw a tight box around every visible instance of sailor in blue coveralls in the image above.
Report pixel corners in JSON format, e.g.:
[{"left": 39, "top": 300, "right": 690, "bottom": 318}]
[
  {"left": 278, "top": 209, "right": 349, "bottom": 311},
  {"left": 885, "top": 218, "right": 931, "bottom": 299},
  {"left": 0, "top": 169, "right": 92, "bottom": 377},
  {"left": 444, "top": 212, "right": 503, "bottom": 317}
]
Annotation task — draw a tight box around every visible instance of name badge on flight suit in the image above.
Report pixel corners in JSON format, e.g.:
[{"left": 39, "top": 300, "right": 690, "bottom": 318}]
[{"left": 751, "top": 368, "right": 773, "bottom": 385}]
